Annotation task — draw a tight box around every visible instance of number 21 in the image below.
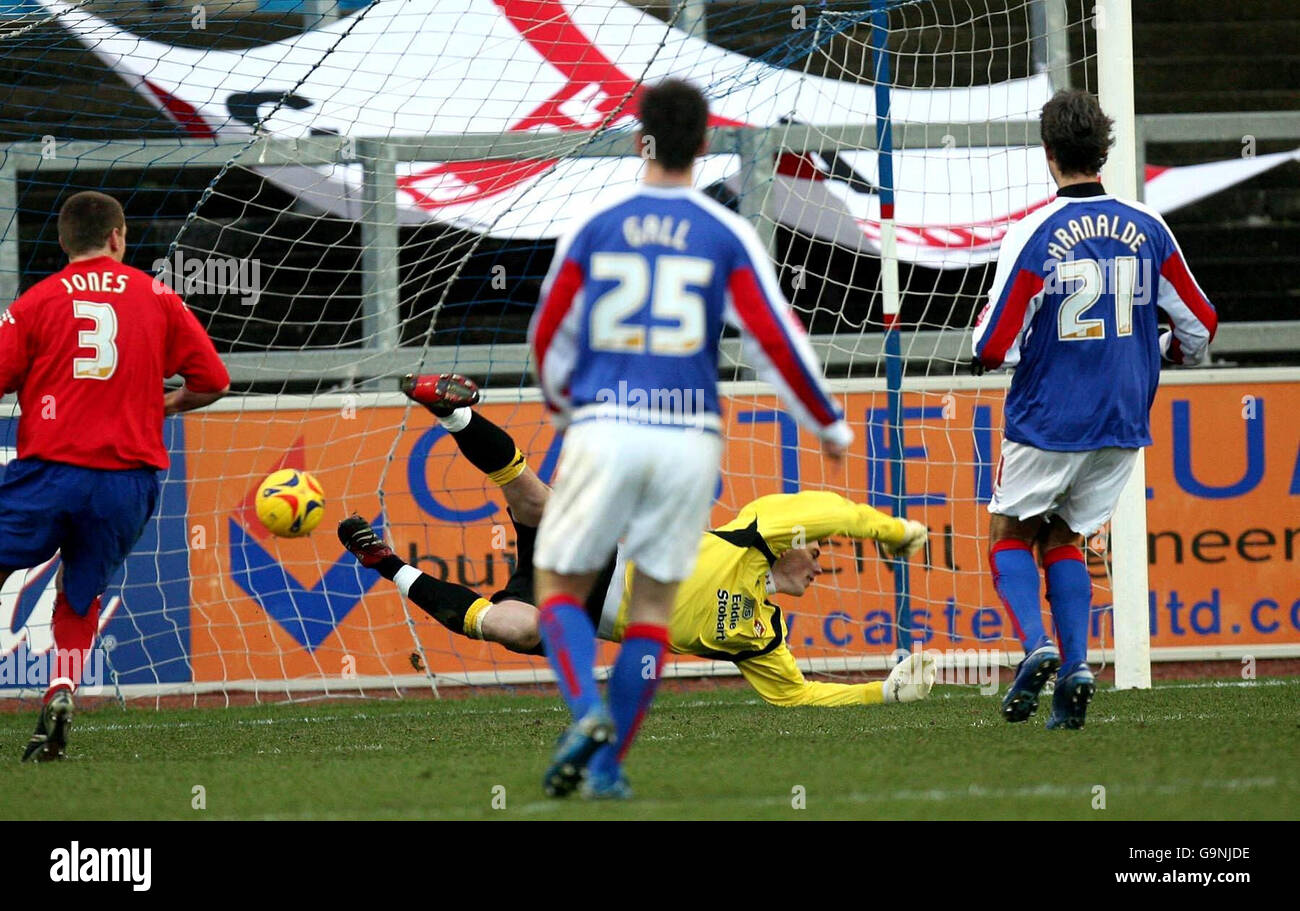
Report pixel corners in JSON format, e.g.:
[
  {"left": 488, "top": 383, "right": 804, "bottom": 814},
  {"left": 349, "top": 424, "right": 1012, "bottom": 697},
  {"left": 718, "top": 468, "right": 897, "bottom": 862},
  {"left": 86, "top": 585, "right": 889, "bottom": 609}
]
[{"left": 1057, "top": 256, "right": 1140, "bottom": 341}]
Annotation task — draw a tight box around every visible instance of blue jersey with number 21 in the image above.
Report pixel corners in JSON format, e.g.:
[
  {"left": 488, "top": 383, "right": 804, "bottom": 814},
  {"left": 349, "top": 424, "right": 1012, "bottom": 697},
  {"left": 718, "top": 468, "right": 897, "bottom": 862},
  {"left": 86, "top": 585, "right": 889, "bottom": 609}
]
[{"left": 972, "top": 184, "right": 1217, "bottom": 451}]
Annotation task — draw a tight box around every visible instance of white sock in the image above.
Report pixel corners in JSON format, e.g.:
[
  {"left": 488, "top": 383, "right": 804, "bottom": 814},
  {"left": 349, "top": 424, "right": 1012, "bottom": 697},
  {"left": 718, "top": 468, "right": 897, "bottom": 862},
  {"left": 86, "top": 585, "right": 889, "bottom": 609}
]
[
  {"left": 393, "top": 565, "right": 422, "bottom": 598},
  {"left": 437, "top": 407, "right": 472, "bottom": 433}
]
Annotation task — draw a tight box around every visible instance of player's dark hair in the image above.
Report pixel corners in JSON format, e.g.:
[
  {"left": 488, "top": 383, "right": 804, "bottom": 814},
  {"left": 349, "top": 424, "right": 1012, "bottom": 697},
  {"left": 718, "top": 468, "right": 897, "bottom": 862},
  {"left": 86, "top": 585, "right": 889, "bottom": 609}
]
[
  {"left": 638, "top": 79, "right": 709, "bottom": 172},
  {"left": 58, "top": 191, "right": 126, "bottom": 256},
  {"left": 1040, "top": 90, "right": 1115, "bottom": 176}
]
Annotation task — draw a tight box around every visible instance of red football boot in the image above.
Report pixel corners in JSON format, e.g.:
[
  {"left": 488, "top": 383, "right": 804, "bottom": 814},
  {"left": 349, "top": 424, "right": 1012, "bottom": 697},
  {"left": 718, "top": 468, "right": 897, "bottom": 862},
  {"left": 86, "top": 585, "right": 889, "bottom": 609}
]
[
  {"left": 400, "top": 373, "right": 480, "bottom": 417},
  {"left": 337, "top": 515, "right": 395, "bottom": 570}
]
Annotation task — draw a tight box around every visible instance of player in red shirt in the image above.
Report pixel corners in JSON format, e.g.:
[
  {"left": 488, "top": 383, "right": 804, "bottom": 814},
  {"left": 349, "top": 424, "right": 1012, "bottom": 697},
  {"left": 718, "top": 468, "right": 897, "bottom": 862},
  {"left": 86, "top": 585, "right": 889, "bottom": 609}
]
[{"left": 0, "top": 191, "right": 230, "bottom": 761}]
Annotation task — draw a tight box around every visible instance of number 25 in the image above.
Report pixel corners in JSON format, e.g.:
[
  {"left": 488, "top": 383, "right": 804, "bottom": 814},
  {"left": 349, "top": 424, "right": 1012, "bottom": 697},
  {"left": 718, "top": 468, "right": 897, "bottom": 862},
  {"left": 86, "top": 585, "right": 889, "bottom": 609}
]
[{"left": 588, "top": 253, "right": 712, "bottom": 356}]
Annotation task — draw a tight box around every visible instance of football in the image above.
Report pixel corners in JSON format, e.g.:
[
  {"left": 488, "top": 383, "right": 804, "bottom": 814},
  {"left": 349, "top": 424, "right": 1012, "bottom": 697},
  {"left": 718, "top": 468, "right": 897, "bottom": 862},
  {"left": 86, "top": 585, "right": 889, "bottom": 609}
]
[{"left": 254, "top": 468, "right": 326, "bottom": 538}]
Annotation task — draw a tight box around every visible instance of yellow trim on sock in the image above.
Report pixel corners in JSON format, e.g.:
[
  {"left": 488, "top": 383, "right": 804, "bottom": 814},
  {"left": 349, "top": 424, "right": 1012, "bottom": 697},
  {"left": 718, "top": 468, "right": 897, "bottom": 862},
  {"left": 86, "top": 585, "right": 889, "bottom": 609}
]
[
  {"left": 862, "top": 681, "right": 885, "bottom": 706},
  {"left": 462, "top": 598, "right": 495, "bottom": 639},
  {"left": 487, "top": 449, "right": 528, "bottom": 487}
]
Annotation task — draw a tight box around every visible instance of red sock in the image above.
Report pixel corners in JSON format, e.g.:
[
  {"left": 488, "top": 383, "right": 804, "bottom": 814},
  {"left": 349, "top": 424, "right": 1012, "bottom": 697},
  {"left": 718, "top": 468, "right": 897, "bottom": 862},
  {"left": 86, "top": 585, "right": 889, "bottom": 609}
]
[{"left": 48, "top": 593, "right": 101, "bottom": 702}]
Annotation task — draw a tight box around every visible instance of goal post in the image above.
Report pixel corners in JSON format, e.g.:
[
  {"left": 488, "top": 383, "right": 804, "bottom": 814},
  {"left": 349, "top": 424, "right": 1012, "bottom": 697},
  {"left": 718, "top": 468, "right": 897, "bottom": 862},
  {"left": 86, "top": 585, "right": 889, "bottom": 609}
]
[
  {"left": 867, "top": 0, "right": 913, "bottom": 656},
  {"left": 1096, "top": 0, "right": 1152, "bottom": 690}
]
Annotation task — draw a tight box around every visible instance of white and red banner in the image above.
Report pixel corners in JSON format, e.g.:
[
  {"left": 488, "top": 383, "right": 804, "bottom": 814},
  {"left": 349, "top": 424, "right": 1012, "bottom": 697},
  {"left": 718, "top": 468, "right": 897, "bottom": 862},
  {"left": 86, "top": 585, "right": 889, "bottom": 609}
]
[{"left": 39, "top": 0, "right": 1300, "bottom": 267}]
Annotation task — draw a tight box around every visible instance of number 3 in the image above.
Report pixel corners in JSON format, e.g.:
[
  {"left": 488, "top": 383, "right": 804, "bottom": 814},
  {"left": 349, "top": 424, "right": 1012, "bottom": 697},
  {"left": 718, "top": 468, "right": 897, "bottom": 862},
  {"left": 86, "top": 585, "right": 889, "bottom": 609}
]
[{"left": 73, "top": 300, "right": 118, "bottom": 380}]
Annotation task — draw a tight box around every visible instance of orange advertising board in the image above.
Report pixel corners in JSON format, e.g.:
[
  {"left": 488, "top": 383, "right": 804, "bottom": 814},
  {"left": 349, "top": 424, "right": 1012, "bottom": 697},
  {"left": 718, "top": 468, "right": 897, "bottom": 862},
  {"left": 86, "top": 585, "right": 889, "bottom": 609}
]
[{"left": 181, "top": 378, "right": 1300, "bottom": 685}]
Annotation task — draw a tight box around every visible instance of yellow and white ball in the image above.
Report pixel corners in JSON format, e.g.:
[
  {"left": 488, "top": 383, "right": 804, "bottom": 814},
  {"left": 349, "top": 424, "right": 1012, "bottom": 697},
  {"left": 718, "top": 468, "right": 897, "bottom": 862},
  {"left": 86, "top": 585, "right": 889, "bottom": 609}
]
[{"left": 254, "top": 468, "right": 326, "bottom": 537}]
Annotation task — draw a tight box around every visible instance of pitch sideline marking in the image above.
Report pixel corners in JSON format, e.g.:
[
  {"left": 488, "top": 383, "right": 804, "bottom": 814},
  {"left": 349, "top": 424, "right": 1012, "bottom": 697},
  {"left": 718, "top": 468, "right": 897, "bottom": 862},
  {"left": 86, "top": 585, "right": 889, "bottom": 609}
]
[
  {"left": 61, "top": 677, "right": 1299, "bottom": 734},
  {"left": 511, "top": 775, "right": 1284, "bottom": 815}
]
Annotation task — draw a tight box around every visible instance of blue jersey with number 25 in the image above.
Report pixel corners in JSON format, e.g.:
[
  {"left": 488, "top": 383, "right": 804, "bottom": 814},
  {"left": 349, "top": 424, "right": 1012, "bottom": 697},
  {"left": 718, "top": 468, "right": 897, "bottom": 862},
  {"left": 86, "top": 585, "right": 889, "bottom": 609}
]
[{"left": 529, "top": 185, "right": 849, "bottom": 447}]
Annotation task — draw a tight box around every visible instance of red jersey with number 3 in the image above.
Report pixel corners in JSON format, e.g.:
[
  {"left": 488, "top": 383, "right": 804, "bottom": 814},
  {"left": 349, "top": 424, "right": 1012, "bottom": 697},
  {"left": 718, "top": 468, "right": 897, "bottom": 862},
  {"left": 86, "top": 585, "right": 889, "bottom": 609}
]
[{"left": 0, "top": 255, "right": 229, "bottom": 470}]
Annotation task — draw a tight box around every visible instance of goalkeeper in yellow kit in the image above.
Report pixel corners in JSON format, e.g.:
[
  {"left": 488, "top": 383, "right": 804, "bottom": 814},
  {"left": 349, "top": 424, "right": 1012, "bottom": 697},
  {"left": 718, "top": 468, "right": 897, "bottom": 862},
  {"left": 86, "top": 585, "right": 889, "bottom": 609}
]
[{"left": 340, "top": 375, "right": 936, "bottom": 708}]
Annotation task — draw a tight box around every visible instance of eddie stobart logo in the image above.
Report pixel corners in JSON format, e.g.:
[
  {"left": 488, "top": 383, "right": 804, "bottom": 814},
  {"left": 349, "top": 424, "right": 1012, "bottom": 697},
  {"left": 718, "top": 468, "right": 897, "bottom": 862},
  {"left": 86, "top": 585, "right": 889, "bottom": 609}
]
[
  {"left": 713, "top": 590, "right": 757, "bottom": 642},
  {"left": 49, "top": 842, "right": 151, "bottom": 892}
]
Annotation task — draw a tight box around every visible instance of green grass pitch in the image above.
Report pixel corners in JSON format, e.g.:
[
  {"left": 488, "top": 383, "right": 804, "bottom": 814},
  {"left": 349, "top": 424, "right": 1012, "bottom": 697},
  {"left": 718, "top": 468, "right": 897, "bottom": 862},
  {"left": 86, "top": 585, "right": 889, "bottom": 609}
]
[{"left": 1, "top": 679, "right": 1296, "bottom": 820}]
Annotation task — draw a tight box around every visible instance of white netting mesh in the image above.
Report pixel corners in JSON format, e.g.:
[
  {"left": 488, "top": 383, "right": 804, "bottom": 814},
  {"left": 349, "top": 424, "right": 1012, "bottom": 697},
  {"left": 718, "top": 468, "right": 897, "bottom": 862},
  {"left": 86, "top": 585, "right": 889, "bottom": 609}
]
[{"left": 0, "top": 0, "right": 1113, "bottom": 701}]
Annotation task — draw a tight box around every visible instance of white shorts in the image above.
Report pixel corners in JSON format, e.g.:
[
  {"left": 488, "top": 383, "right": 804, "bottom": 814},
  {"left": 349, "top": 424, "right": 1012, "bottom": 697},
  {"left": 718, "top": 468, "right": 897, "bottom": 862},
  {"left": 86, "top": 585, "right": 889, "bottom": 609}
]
[
  {"left": 533, "top": 420, "right": 723, "bottom": 582},
  {"left": 988, "top": 440, "right": 1139, "bottom": 536}
]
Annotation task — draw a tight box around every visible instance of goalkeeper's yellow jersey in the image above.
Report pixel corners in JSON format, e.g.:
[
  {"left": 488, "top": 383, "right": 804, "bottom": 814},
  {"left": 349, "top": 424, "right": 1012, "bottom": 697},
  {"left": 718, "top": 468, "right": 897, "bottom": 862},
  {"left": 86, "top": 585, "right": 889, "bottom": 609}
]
[{"left": 609, "top": 491, "right": 910, "bottom": 707}]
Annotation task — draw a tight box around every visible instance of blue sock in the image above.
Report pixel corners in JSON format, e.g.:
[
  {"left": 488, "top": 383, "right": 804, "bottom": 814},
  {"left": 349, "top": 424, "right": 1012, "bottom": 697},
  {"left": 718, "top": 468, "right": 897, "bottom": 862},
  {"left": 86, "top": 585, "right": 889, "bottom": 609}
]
[
  {"left": 588, "top": 744, "right": 618, "bottom": 780},
  {"left": 537, "top": 595, "right": 600, "bottom": 720},
  {"left": 990, "top": 541, "right": 1049, "bottom": 653},
  {"left": 1044, "top": 545, "right": 1092, "bottom": 673},
  {"left": 588, "top": 624, "right": 667, "bottom": 781}
]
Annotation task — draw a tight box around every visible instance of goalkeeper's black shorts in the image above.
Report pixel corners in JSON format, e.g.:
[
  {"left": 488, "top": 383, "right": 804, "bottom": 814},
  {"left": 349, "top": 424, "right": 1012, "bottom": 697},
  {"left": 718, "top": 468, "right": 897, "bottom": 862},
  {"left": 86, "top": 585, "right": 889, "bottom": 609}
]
[{"left": 489, "top": 510, "right": 614, "bottom": 626}]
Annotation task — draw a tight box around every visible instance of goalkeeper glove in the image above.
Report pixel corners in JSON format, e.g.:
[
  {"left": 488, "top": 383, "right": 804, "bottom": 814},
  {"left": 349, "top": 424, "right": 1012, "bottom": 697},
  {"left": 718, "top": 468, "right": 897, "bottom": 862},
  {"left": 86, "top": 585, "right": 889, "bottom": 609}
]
[
  {"left": 883, "top": 652, "right": 938, "bottom": 704},
  {"left": 880, "top": 519, "right": 928, "bottom": 559}
]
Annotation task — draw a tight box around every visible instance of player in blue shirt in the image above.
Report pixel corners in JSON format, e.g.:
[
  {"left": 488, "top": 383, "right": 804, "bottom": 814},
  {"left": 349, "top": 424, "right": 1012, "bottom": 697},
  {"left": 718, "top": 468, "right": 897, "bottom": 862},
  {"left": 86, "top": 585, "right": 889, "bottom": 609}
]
[
  {"left": 972, "top": 90, "right": 1217, "bottom": 729},
  {"left": 527, "top": 80, "right": 852, "bottom": 797}
]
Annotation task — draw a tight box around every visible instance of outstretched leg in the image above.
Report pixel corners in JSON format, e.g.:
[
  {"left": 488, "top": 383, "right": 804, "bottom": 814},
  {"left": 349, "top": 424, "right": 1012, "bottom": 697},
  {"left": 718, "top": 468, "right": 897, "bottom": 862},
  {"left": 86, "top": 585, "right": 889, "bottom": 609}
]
[
  {"left": 347, "top": 377, "right": 566, "bottom": 655},
  {"left": 338, "top": 515, "right": 541, "bottom": 654},
  {"left": 402, "top": 372, "right": 558, "bottom": 621},
  {"left": 403, "top": 373, "right": 550, "bottom": 526}
]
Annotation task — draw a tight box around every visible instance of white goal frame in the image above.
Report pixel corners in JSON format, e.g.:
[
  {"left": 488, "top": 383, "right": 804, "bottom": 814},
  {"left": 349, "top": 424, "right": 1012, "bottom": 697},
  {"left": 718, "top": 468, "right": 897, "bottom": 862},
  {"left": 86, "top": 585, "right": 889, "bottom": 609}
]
[{"left": 1098, "top": 0, "right": 1148, "bottom": 688}]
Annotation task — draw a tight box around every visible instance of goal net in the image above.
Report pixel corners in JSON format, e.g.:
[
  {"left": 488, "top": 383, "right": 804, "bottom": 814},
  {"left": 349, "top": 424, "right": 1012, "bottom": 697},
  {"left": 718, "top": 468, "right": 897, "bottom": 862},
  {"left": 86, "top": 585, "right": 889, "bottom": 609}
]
[{"left": 0, "top": 0, "right": 1108, "bottom": 702}]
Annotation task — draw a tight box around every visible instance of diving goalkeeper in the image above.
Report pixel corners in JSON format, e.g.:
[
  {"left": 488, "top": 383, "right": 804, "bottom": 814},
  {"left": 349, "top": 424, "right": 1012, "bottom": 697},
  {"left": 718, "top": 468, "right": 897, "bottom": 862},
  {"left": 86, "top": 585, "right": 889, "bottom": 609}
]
[{"left": 340, "top": 374, "right": 935, "bottom": 708}]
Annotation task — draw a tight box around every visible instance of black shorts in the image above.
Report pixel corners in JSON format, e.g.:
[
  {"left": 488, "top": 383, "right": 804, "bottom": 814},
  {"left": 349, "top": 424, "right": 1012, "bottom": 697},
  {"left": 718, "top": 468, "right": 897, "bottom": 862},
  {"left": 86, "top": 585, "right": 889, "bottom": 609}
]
[{"left": 490, "top": 511, "right": 615, "bottom": 626}]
